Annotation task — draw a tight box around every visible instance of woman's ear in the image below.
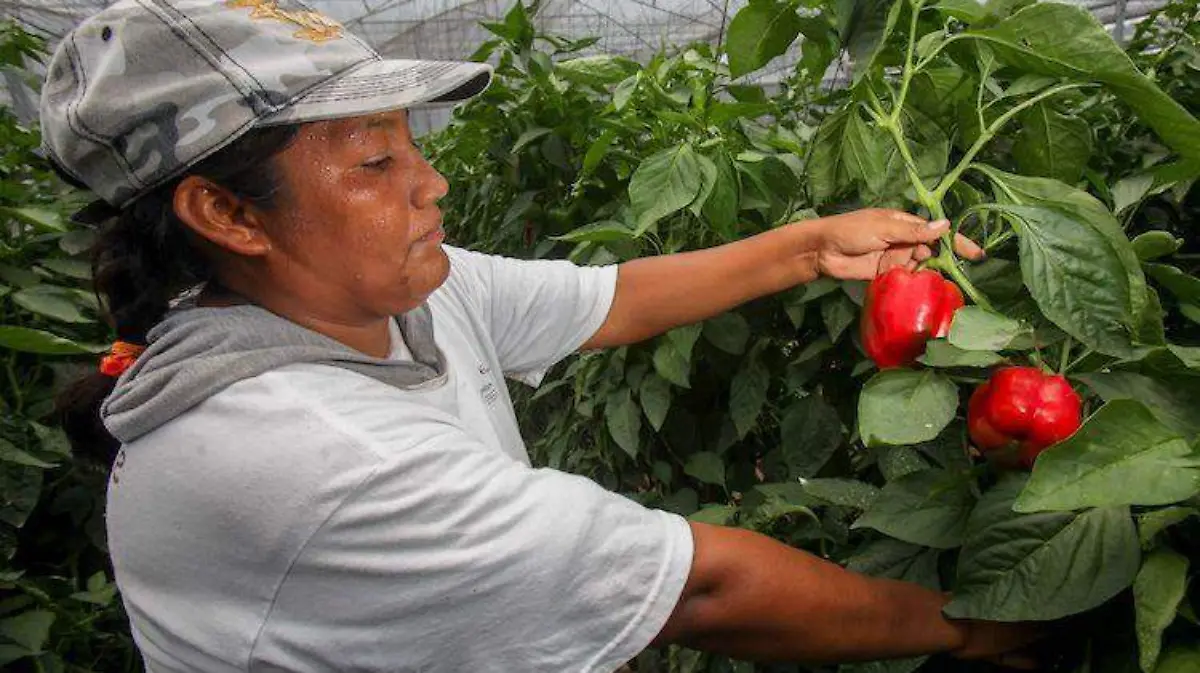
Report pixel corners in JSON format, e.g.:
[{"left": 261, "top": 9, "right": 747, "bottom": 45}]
[{"left": 172, "top": 176, "right": 274, "bottom": 257}]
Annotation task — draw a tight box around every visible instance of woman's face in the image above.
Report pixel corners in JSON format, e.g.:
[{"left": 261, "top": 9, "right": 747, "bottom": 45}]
[{"left": 258, "top": 109, "right": 450, "bottom": 320}]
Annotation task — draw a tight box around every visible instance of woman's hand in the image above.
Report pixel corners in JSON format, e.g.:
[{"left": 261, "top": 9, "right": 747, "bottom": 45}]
[{"left": 806, "top": 208, "right": 986, "bottom": 281}]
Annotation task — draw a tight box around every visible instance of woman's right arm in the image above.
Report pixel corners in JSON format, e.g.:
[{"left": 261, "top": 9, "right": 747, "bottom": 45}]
[{"left": 655, "top": 521, "right": 1037, "bottom": 665}]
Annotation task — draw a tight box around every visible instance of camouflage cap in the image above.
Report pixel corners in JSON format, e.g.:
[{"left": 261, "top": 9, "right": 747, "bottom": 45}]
[{"left": 39, "top": 0, "right": 493, "bottom": 209}]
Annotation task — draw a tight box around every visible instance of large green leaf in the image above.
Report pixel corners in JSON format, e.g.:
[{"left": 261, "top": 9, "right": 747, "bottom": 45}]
[
  {"left": 555, "top": 55, "right": 637, "bottom": 86},
  {"left": 605, "top": 388, "right": 642, "bottom": 458},
  {"left": 987, "top": 201, "right": 1142, "bottom": 357},
  {"left": 919, "top": 340, "right": 1004, "bottom": 368},
  {"left": 0, "top": 326, "right": 101, "bottom": 355},
  {"left": 781, "top": 395, "right": 843, "bottom": 479},
  {"left": 12, "top": 285, "right": 91, "bottom": 324},
  {"left": 1137, "top": 507, "right": 1198, "bottom": 550},
  {"left": 652, "top": 338, "right": 691, "bottom": 388},
  {"left": 965, "top": 3, "right": 1200, "bottom": 161},
  {"left": 1133, "top": 548, "right": 1189, "bottom": 673},
  {"left": 725, "top": 0, "right": 805, "bottom": 78},
  {"left": 799, "top": 477, "right": 880, "bottom": 510},
  {"left": 730, "top": 347, "right": 770, "bottom": 438},
  {"left": 629, "top": 143, "right": 703, "bottom": 233},
  {"left": 0, "top": 439, "right": 57, "bottom": 469},
  {"left": 700, "top": 150, "right": 740, "bottom": 240},
  {"left": 946, "top": 475, "right": 1140, "bottom": 621},
  {"left": 807, "top": 107, "right": 891, "bottom": 203},
  {"left": 1015, "top": 400, "right": 1200, "bottom": 513},
  {"left": 858, "top": 370, "right": 959, "bottom": 447},
  {"left": 836, "top": 0, "right": 903, "bottom": 85},
  {"left": 1075, "top": 372, "right": 1200, "bottom": 440},
  {"left": 0, "top": 464, "right": 43, "bottom": 529},
  {"left": 947, "top": 306, "right": 1029, "bottom": 351},
  {"left": 853, "top": 468, "right": 975, "bottom": 549},
  {"left": 0, "top": 610, "right": 54, "bottom": 664},
  {"left": 1012, "top": 102, "right": 1092, "bottom": 184},
  {"left": 846, "top": 538, "right": 940, "bottom": 591}
]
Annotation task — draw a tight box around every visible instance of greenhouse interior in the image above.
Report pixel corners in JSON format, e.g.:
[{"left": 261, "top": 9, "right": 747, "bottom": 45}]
[{"left": 0, "top": 0, "right": 1198, "bottom": 671}]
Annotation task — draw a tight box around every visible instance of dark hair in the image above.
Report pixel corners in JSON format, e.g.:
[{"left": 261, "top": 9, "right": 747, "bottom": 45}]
[{"left": 55, "top": 124, "right": 301, "bottom": 466}]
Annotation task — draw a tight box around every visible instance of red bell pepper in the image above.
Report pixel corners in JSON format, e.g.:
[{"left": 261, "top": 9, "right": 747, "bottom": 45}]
[
  {"left": 967, "top": 367, "right": 1082, "bottom": 468},
  {"left": 861, "top": 267, "right": 965, "bottom": 368}
]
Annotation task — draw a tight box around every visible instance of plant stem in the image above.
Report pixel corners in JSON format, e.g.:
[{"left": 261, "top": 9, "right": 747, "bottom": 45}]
[
  {"left": 890, "top": 0, "right": 928, "bottom": 124},
  {"left": 931, "top": 83, "right": 1090, "bottom": 203},
  {"left": 5, "top": 355, "right": 22, "bottom": 413},
  {"left": 926, "top": 250, "right": 994, "bottom": 310},
  {"left": 1058, "top": 336, "right": 1073, "bottom": 374},
  {"left": 1065, "top": 348, "right": 1097, "bottom": 374}
]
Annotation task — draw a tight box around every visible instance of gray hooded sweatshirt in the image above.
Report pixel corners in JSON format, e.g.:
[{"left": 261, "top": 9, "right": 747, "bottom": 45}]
[{"left": 101, "top": 246, "right": 693, "bottom": 673}]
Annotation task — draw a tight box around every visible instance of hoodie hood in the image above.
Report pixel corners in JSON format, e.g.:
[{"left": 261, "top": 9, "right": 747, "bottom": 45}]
[{"left": 101, "top": 303, "right": 446, "bottom": 443}]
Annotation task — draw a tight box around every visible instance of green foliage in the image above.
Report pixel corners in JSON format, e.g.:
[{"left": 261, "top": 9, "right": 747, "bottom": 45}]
[
  {"left": 0, "top": 21, "right": 137, "bottom": 672},
  {"left": 431, "top": 1, "right": 1200, "bottom": 670}
]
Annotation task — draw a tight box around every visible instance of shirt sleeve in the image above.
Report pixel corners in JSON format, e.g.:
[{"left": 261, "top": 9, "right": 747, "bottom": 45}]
[
  {"left": 442, "top": 246, "right": 618, "bottom": 386},
  {"left": 252, "top": 405, "right": 694, "bottom": 673}
]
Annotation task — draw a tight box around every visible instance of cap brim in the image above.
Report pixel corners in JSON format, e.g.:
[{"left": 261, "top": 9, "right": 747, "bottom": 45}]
[{"left": 259, "top": 58, "right": 493, "bottom": 126}]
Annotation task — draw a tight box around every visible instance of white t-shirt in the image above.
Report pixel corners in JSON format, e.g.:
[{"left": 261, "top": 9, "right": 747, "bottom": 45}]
[{"left": 105, "top": 247, "right": 694, "bottom": 673}]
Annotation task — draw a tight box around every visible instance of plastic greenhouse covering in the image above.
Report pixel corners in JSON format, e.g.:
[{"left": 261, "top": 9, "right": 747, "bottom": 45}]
[{"left": 1, "top": 0, "right": 1173, "bottom": 134}]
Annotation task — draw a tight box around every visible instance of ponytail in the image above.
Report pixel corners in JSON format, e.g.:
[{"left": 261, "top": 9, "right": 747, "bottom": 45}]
[{"left": 55, "top": 123, "right": 301, "bottom": 465}]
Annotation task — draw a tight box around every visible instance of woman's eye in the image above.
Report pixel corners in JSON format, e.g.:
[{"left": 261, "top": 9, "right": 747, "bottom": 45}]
[{"left": 363, "top": 156, "right": 394, "bottom": 171}]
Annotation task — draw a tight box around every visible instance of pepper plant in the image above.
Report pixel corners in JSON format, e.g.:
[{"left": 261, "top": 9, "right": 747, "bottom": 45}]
[{"left": 431, "top": 1, "right": 1200, "bottom": 671}]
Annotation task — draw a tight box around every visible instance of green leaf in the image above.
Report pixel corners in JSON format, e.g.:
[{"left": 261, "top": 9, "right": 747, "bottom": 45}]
[
  {"left": 966, "top": 3, "right": 1200, "bottom": 162},
  {"left": 781, "top": 395, "right": 843, "bottom": 479},
  {"left": 703, "top": 312, "right": 750, "bottom": 355},
  {"left": 1115, "top": 175, "right": 1156, "bottom": 217},
  {"left": 725, "top": 1, "right": 805, "bottom": 78},
  {"left": 1137, "top": 507, "right": 1198, "bottom": 549},
  {"left": 653, "top": 339, "right": 691, "bottom": 388},
  {"left": 730, "top": 348, "right": 770, "bottom": 438},
  {"left": 12, "top": 286, "right": 90, "bottom": 324},
  {"left": 799, "top": 477, "right": 880, "bottom": 510},
  {"left": 2, "top": 207, "right": 67, "bottom": 233},
  {"left": 684, "top": 451, "right": 726, "bottom": 488},
  {"left": 629, "top": 144, "right": 703, "bottom": 234},
  {"left": 840, "top": 0, "right": 903, "bottom": 85},
  {"left": 1015, "top": 400, "right": 1200, "bottom": 513},
  {"left": 1012, "top": 102, "right": 1092, "bottom": 184},
  {"left": 853, "top": 468, "right": 975, "bottom": 549},
  {"left": 701, "top": 151, "right": 740, "bottom": 240},
  {"left": 1075, "top": 372, "right": 1200, "bottom": 440},
  {"left": 38, "top": 258, "right": 91, "bottom": 281},
  {"left": 846, "top": 538, "right": 941, "bottom": 591},
  {"left": 1133, "top": 548, "right": 1189, "bottom": 673},
  {"left": 555, "top": 55, "right": 636, "bottom": 86},
  {"left": 988, "top": 202, "right": 1142, "bottom": 357},
  {"left": 605, "top": 389, "right": 642, "bottom": 459},
  {"left": 858, "top": 370, "right": 959, "bottom": 447},
  {"left": 511, "top": 127, "right": 552, "bottom": 153},
  {"left": 0, "top": 610, "right": 54, "bottom": 657},
  {"left": 1156, "top": 646, "right": 1200, "bottom": 673},
  {"left": 690, "top": 154, "right": 718, "bottom": 219},
  {"left": 0, "top": 439, "right": 56, "bottom": 469},
  {"left": 1131, "top": 231, "right": 1183, "bottom": 262},
  {"left": 945, "top": 476, "right": 1140, "bottom": 621},
  {"left": 821, "top": 293, "right": 857, "bottom": 343},
  {"left": 947, "top": 306, "right": 1029, "bottom": 351},
  {"left": 612, "top": 74, "right": 639, "bottom": 111},
  {"left": 639, "top": 373, "right": 672, "bottom": 432},
  {"left": 919, "top": 340, "right": 1004, "bottom": 368},
  {"left": 934, "top": 0, "right": 987, "bottom": 23},
  {"left": 551, "top": 220, "right": 635, "bottom": 244},
  {"left": 878, "top": 446, "right": 930, "bottom": 481},
  {"left": 581, "top": 130, "right": 617, "bottom": 177},
  {"left": 0, "top": 326, "right": 102, "bottom": 355},
  {"left": 689, "top": 505, "right": 736, "bottom": 526}
]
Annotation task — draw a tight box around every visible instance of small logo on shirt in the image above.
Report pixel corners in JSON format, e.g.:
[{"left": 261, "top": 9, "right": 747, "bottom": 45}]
[{"left": 477, "top": 362, "right": 499, "bottom": 406}]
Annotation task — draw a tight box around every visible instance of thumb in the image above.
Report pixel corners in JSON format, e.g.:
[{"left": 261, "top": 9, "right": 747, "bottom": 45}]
[{"left": 889, "top": 217, "right": 950, "bottom": 244}]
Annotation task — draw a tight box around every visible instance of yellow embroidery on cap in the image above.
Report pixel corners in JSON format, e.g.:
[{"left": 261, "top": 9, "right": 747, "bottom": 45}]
[{"left": 226, "top": 0, "right": 345, "bottom": 43}]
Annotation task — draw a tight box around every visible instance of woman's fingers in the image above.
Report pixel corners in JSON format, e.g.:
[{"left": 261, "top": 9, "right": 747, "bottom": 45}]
[{"left": 953, "top": 232, "right": 986, "bottom": 261}]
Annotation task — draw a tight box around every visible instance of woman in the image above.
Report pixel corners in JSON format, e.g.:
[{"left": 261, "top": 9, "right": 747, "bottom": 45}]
[{"left": 47, "top": 1, "right": 1036, "bottom": 672}]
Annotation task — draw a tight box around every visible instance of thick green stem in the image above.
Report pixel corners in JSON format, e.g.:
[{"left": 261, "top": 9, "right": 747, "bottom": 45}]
[
  {"left": 5, "top": 356, "right": 22, "bottom": 413},
  {"left": 926, "top": 249, "right": 994, "bottom": 311},
  {"left": 931, "top": 83, "right": 1089, "bottom": 203}
]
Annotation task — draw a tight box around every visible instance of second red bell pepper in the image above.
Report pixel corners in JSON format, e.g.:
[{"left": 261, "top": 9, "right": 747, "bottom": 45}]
[
  {"left": 861, "top": 267, "right": 965, "bottom": 368},
  {"left": 967, "top": 367, "right": 1083, "bottom": 468}
]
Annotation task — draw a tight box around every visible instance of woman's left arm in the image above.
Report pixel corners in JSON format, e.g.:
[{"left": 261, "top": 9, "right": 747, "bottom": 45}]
[{"left": 583, "top": 208, "right": 984, "bottom": 350}]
